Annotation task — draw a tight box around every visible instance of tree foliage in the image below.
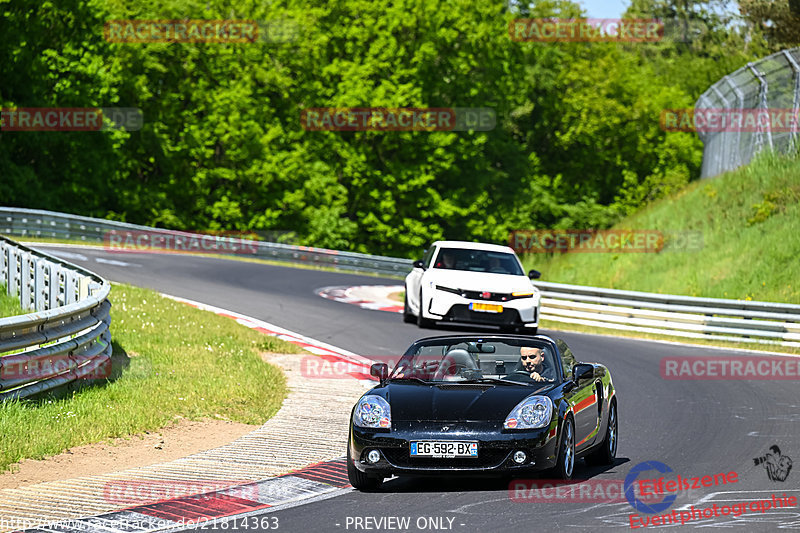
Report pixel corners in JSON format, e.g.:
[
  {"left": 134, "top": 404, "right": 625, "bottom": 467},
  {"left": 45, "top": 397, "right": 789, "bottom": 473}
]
[{"left": 0, "top": 0, "right": 769, "bottom": 256}]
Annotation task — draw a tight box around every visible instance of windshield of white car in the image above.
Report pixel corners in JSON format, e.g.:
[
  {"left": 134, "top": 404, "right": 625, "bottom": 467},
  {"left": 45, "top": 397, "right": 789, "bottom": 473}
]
[{"left": 432, "top": 248, "right": 524, "bottom": 276}]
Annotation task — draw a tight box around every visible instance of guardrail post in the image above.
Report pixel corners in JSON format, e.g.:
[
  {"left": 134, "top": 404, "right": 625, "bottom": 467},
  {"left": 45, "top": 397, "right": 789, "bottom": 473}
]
[
  {"left": 78, "top": 276, "right": 90, "bottom": 301},
  {"left": 52, "top": 264, "right": 64, "bottom": 308},
  {"left": 20, "top": 251, "right": 33, "bottom": 310},
  {"left": 0, "top": 242, "right": 8, "bottom": 290},
  {"left": 65, "top": 270, "right": 79, "bottom": 304},
  {"left": 34, "top": 258, "right": 48, "bottom": 311}
]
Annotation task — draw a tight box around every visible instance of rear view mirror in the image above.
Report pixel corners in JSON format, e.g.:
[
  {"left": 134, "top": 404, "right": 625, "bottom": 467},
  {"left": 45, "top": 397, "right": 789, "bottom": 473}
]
[
  {"left": 573, "top": 363, "right": 594, "bottom": 382},
  {"left": 528, "top": 269, "right": 541, "bottom": 279},
  {"left": 413, "top": 260, "right": 425, "bottom": 269},
  {"left": 371, "top": 363, "right": 389, "bottom": 384}
]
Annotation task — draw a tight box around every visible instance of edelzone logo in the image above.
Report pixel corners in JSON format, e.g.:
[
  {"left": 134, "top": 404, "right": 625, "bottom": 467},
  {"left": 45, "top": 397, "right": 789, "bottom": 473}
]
[{"left": 625, "top": 461, "right": 677, "bottom": 514}]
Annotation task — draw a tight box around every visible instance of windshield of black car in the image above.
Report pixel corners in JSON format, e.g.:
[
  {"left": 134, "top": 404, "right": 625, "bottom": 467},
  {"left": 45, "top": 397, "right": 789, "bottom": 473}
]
[
  {"left": 431, "top": 248, "right": 524, "bottom": 276},
  {"left": 389, "top": 340, "right": 558, "bottom": 384}
]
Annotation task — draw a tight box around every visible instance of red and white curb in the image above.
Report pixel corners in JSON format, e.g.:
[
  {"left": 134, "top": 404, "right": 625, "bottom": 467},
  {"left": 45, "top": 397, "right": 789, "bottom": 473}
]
[
  {"left": 20, "top": 459, "right": 351, "bottom": 533},
  {"left": 164, "top": 294, "right": 376, "bottom": 370},
  {"left": 14, "top": 296, "right": 378, "bottom": 533},
  {"left": 317, "top": 285, "right": 404, "bottom": 313}
]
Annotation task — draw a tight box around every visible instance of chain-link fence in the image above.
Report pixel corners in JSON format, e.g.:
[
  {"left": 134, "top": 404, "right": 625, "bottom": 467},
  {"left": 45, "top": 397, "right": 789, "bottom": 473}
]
[{"left": 696, "top": 47, "right": 800, "bottom": 178}]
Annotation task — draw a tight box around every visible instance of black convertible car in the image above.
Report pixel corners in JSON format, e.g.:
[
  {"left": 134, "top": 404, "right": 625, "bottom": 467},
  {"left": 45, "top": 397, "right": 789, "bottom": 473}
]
[{"left": 347, "top": 334, "right": 617, "bottom": 490}]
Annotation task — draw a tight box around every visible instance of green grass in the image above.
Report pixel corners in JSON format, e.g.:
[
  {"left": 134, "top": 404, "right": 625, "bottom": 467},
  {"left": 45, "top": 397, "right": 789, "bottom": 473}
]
[
  {"left": 0, "top": 283, "right": 301, "bottom": 472},
  {"left": 522, "top": 151, "right": 800, "bottom": 303},
  {"left": 0, "top": 287, "right": 21, "bottom": 318}
]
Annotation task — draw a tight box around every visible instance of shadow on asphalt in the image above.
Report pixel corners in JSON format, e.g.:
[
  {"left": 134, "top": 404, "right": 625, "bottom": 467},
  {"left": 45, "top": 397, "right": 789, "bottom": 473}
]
[{"left": 374, "top": 457, "right": 631, "bottom": 493}]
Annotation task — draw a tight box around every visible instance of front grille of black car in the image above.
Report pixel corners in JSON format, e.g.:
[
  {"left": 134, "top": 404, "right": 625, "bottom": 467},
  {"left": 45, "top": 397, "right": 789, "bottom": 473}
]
[
  {"left": 445, "top": 305, "right": 521, "bottom": 325},
  {"left": 382, "top": 448, "right": 510, "bottom": 469}
]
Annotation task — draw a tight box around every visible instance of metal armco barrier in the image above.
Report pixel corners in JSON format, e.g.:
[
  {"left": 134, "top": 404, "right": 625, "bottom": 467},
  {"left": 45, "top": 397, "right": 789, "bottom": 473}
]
[
  {"left": 0, "top": 207, "right": 411, "bottom": 276},
  {"left": 0, "top": 234, "right": 111, "bottom": 400},
  {"left": 536, "top": 281, "right": 800, "bottom": 348},
  {"left": 2, "top": 208, "right": 799, "bottom": 348}
]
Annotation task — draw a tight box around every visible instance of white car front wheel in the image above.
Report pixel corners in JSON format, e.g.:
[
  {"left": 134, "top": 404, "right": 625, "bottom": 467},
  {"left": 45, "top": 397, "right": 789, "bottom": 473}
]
[{"left": 417, "top": 289, "right": 435, "bottom": 328}]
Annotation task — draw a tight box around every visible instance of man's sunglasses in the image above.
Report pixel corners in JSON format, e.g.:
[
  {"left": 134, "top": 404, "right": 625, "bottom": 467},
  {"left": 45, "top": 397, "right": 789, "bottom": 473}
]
[{"left": 521, "top": 353, "right": 541, "bottom": 360}]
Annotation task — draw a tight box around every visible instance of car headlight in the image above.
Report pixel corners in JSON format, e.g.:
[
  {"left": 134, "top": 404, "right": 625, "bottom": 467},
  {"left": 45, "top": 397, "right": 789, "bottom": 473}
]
[
  {"left": 353, "top": 395, "right": 392, "bottom": 429},
  {"left": 503, "top": 395, "right": 553, "bottom": 429}
]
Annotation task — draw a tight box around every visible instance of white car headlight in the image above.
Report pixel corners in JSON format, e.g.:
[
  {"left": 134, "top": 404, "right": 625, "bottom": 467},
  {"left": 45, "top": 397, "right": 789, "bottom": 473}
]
[
  {"left": 353, "top": 395, "right": 392, "bottom": 429},
  {"left": 503, "top": 395, "right": 553, "bottom": 429}
]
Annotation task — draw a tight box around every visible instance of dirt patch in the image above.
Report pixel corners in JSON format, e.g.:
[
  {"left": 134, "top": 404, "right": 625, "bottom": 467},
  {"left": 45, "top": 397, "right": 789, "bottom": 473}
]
[
  {"left": 0, "top": 418, "right": 257, "bottom": 490},
  {"left": 387, "top": 290, "right": 404, "bottom": 303}
]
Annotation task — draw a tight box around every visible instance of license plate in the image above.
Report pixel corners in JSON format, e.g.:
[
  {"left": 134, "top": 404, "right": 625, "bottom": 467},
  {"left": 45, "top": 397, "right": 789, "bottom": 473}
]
[
  {"left": 410, "top": 441, "right": 478, "bottom": 458},
  {"left": 470, "top": 302, "right": 503, "bottom": 313}
]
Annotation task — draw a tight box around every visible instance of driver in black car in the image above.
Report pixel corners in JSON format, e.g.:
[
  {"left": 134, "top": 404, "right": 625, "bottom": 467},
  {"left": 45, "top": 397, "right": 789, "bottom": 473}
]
[{"left": 519, "top": 346, "right": 555, "bottom": 382}]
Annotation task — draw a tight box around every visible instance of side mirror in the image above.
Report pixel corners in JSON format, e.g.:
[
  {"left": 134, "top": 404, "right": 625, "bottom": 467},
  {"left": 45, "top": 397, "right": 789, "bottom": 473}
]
[
  {"left": 370, "top": 363, "right": 389, "bottom": 384},
  {"left": 528, "top": 269, "right": 541, "bottom": 279},
  {"left": 573, "top": 363, "right": 594, "bottom": 382},
  {"left": 413, "top": 260, "right": 425, "bottom": 269}
]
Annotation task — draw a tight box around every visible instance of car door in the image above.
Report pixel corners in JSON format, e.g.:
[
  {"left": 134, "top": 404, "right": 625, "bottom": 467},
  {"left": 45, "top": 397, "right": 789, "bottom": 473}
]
[
  {"left": 557, "top": 339, "right": 600, "bottom": 452},
  {"left": 407, "top": 245, "right": 436, "bottom": 313}
]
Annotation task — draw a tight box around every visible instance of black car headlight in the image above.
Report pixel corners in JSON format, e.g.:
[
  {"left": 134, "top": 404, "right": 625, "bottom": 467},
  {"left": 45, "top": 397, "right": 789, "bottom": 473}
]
[
  {"left": 504, "top": 395, "right": 553, "bottom": 429},
  {"left": 353, "top": 395, "right": 392, "bottom": 429}
]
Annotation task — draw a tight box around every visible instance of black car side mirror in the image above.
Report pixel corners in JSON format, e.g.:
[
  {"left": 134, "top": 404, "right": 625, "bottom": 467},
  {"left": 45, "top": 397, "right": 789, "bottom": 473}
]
[
  {"left": 371, "top": 363, "right": 389, "bottom": 384},
  {"left": 573, "top": 363, "right": 594, "bottom": 382},
  {"left": 413, "top": 260, "right": 425, "bottom": 269},
  {"left": 528, "top": 269, "right": 541, "bottom": 279}
]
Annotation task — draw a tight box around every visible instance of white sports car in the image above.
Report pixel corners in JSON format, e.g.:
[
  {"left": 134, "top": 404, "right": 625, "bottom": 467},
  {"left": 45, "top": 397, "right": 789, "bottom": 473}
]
[{"left": 404, "top": 241, "right": 542, "bottom": 333}]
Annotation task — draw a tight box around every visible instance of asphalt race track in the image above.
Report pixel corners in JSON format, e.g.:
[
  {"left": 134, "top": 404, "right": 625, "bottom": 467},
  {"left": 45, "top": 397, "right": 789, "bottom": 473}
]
[{"left": 41, "top": 246, "right": 800, "bottom": 532}]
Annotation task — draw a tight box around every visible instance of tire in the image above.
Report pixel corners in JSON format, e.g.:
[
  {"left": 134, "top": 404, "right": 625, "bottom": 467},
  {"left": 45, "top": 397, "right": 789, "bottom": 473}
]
[
  {"left": 585, "top": 399, "right": 617, "bottom": 466},
  {"left": 552, "top": 416, "right": 575, "bottom": 480},
  {"left": 347, "top": 448, "right": 382, "bottom": 491},
  {"left": 403, "top": 290, "right": 415, "bottom": 324},
  {"left": 417, "top": 289, "right": 434, "bottom": 328}
]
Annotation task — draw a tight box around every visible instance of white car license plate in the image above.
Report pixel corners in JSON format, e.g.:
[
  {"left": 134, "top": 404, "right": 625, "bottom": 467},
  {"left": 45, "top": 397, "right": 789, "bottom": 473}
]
[
  {"left": 470, "top": 302, "right": 503, "bottom": 313},
  {"left": 410, "top": 441, "right": 478, "bottom": 458}
]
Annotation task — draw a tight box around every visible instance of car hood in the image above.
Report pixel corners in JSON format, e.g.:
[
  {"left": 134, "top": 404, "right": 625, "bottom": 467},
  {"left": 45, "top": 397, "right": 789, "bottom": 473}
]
[
  {"left": 386, "top": 382, "right": 553, "bottom": 422},
  {"left": 424, "top": 270, "right": 536, "bottom": 293}
]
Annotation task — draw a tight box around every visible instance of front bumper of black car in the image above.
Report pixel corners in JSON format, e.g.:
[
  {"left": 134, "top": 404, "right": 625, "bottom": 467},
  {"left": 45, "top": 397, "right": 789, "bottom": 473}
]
[{"left": 349, "top": 421, "right": 559, "bottom": 476}]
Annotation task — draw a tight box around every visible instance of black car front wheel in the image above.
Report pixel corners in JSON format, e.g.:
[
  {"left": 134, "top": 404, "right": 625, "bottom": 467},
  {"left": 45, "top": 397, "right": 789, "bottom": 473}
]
[
  {"left": 552, "top": 416, "right": 575, "bottom": 480},
  {"left": 347, "top": 448, "right": 383, "bottom": 491}
]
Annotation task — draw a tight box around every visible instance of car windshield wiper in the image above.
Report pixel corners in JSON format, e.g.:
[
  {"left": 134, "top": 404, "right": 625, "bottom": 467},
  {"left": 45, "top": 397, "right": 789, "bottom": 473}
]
[
  {"left": 388, "top": 376, "right": 430, "bottom": 384},
  {"left": 455, "top": 378, "right": 524, "bottom": 386}
]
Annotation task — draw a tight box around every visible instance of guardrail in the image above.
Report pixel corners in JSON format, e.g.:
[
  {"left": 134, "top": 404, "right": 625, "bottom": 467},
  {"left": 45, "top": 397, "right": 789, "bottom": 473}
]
[
  {"left": 0, "top": 208, "right": 411, "bottom": 276},
  {"left": 2, "top": 208, "right": 799, "bottom": 349},
  {"left": 536, "top": 281, "right": 800, "bottom": 348},
  {"left": 0, "top": 235, "right": 112, "bottom": 400}
]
